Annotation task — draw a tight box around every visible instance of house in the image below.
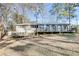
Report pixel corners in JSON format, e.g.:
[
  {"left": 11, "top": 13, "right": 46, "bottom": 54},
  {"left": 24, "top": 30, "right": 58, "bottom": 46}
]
[
  {"left": 36, "top": 23, "right": 73, "bottom": 33},
  {"left": 8, "top": 22, "right": 77, "bottom": 37},
  {"left": 8, "top": 22, "right": 37, "bottom": 37}
]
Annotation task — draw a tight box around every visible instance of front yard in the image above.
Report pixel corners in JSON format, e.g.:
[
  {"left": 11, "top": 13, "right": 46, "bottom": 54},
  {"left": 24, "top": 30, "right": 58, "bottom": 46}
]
[{"left": 0, "top": 33, "right": 79, "bottom": 56}]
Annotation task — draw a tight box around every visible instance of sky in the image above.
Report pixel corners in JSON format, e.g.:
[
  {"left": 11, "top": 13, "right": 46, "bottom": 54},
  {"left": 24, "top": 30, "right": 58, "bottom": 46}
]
[
  {"left": 27, "top": 4, "right": 79, "bottom": 25},
  {"left": 10, "top": 3, "right": 79, "bottom": 25}
]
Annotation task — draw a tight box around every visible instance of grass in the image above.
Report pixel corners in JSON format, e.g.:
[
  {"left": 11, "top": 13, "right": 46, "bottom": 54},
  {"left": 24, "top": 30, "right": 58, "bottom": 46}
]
[{"left": 57, "top": 33, "right": 77, "bottom": 41}]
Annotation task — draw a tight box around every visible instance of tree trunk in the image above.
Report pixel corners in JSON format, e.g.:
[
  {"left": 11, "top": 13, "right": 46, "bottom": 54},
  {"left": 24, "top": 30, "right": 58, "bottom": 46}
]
[
  {"left": 69, "top": 4, "right": 71, "bottom": 25},
  {"left": 68, "top": 4, "right": 71, "bottom": 32},
  {"left": 36, "top": 16, "right": 38, "bottom": 36},
  {"left": 76, "top": 18, "right": 78, "bottom": 33}
]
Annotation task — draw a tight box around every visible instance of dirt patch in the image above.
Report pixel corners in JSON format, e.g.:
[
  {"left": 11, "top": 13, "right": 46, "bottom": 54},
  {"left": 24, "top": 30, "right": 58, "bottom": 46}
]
[{"left": 0, "top": 34, "right": 79, "bottom": 56}]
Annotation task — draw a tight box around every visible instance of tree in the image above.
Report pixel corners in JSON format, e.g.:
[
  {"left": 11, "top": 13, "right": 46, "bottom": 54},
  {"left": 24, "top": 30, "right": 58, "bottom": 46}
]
[
  {"left": 24, "top": 3, "right": 44, "bottom": 35},
  {"left": 1, "top": 4, "right": 12, "bottom": 24},
  {"left": 50, "top": 4, "right": 63, "bottom": 24},
  {"left": 13, "top": 12, "right": 27, "bottom": 24},
  {"left": 50, "top": 3, "right": 79, "bottom": 25},
  {"left": 61, "top": 3, "right": 77, "bottom": 24}
]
